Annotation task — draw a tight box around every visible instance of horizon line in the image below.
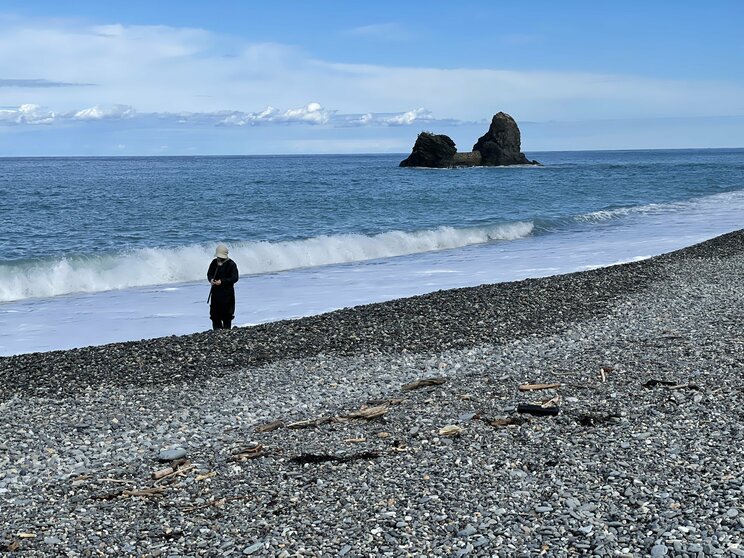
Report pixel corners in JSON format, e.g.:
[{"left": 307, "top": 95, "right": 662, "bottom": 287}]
[{"left": 1, "top": 146, "right": 743, "bottom": 159}]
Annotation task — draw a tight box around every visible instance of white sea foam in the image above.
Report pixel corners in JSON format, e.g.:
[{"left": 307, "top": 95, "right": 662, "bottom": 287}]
[
  {"left": 575, "top": 189, "right": 744, "bottom": 224},
  {"left": 576, "top": 203, "right": 667, "bottom": 222},
  {"left": 0, "top": 222, "right": 533, "bottom": 302}
]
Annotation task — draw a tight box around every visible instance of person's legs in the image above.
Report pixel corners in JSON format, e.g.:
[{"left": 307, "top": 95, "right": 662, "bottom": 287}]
[{"left": 211, "top": 299, "right": 233, "bottom": 330}]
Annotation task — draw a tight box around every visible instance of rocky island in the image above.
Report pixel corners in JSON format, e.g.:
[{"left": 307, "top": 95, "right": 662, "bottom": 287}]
[{"left": 400, "top": 111, "right": 540, "bottom": 168}]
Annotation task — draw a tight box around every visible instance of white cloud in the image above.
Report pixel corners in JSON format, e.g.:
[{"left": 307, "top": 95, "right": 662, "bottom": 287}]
[
  {"left": 0, "top": 103, "right": 56, "bottom": 124},
  {"left": 381, "top": 107, "right": 432, "bottom": 126},
  {"left": 0, "top": 102, "right": 443, "bottom": 129},
  {"left": 333, "top": 107, "right": 437, "bottom": 127},
  {"left": 282, "top": 102, "right": 331, "bottom": 124},
  {"left": 0, "top": 103, "right": 136, "bottom": 125},
  {"left": 218, "top": 102, "right": 333, "bottom": 126},
  {"left": 74, "top": 104, "right": 136, "bottom": 120}
]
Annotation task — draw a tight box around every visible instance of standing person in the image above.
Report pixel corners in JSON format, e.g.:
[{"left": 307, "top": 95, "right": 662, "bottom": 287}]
[{"left": 207, "top": 244, "right": 239, "bottom": 330}]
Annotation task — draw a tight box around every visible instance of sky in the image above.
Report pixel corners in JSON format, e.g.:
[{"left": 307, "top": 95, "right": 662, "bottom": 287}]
[{"left": 1, "top": 0, "right": 743, "bottom": 155}]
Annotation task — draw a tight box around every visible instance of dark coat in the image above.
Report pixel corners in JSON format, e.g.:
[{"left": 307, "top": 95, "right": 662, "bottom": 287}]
[{"left": 207, "top": 258, "right": 239, "bottom": 320}]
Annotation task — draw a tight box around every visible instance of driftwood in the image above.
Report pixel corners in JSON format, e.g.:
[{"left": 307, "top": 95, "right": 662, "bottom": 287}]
[
  {"left": 517, "top": 404, "right": 560, "bottom": 416},
  {"left": 152, "top": 459, "right": 194, "bottom": 484},
  {"left": 667, "top": 383, "right": 700, "bottom": 390},
  {"left": 342, "top": 404, "right": 388, "bottom": 420},
  {"left": 255, "top": 420, "right": 284, "bottom": 433},
  {"left": 231, "top": 444, "right": 266, "bottom": 461},
  {"left": 290, "top": 451, "right": 381, "bottom": 465},
  {"left": 286, "top": 417, "right": 333, "bottom": 429},
  {"left": 540, "top": 395, "right": 561, "bottom": 408},
  {"left": 151, "top": 466, "right": 175, "bottom": 481},
  {"left": 402, "top": 377, "right": 446, "bottom": 391},
  {"left": 518, "top": 383, "right": 561, "bottom": 392},
  {"left": 95, "top": 486, "right": 167, "bottom": 500},
  {"left": 643, "top": 379, "right": 677, "bottom": 388},
  {"left": 643, "top": 379, "right": 699, "bottom": 390}
]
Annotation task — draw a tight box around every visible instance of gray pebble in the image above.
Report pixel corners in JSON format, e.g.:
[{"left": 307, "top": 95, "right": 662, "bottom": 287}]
[
  {"left": 457, "top": 525, "right": 477, "bottom": 537},
  {"left": 243, "top": 541, "right": 263, "bottom": 555},
  {"left": 157, "top": 447, "right": 187, "bottom": 462}
]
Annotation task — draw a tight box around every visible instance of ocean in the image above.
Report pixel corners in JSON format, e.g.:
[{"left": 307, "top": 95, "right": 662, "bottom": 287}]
[{"left": 1, "top": 149, "right": 743, "bottom": 356}]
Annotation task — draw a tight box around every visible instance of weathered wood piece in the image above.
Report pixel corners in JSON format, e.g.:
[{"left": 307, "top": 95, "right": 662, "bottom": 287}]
[
  {"left": 343, "top": 404, "right": 388, "bottom": 420},
  {"left": 255, "top": 420, "right": 284, "bottom": 433},
  {"left": 402, "top": 377, "right": 446, "bottom": 391},
  {"left": 518, "top": 383, "right": 561, "bottom": 391}
]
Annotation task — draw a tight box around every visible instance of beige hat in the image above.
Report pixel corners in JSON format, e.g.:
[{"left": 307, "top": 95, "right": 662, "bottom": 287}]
[{"left": 214, "top": 244, "right": 229, "bottom": 259}]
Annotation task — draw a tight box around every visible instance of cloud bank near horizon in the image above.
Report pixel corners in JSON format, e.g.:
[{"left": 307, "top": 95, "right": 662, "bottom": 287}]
[{"left": 0, "top": 102, "right": 447, "bottom": 128}]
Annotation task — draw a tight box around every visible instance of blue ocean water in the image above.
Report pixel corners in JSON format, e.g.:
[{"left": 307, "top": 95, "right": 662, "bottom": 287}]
[{"left": 1, "top": 149, "right": 743, "bottom": 354}]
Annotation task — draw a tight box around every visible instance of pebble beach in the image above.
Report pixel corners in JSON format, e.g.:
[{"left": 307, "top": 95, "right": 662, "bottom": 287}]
[{"left": 1, "top": 230, "right": 744, "bottom": 557}]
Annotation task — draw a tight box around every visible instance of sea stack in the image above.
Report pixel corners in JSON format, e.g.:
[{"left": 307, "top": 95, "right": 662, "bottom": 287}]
[
  {"left": 399, "top": 111, "right": 539, "bottom": 168},
  {"left": 398, "top": 132, "right": 458, "bottom": 168}
]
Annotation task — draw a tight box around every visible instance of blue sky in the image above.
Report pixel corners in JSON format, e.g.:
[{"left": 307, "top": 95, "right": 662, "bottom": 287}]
[{"left": 1, "top": 0, "right": 743, "bottom": 155}]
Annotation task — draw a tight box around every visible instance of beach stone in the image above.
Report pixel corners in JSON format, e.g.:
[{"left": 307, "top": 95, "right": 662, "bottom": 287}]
[
  {"left": 157, "top": 447, "right": 187, "bottom": 462},
  {"left": 651, "top": 543, "right": 668, "bottom": 557},
  {"left": 473, "top": 537, "right": 489, "bottom": 548},
  {"left": 243, "top": 541, "right": 263, "bottom": 555},
  {"left": 457, "top": 525, "right": 477, "bottom": 537}
]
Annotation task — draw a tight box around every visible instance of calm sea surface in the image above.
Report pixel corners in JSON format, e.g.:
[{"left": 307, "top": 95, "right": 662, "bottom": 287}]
[{"left": 1, "top": 149, "right": 743, "bottom": 354}]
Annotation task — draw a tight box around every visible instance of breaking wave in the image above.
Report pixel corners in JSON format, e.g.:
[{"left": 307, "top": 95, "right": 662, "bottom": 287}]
[{"left": 0, "top": 222, "right": 534, "bottom": 301}]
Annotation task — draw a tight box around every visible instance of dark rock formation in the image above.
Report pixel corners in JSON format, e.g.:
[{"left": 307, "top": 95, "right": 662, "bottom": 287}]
[
  {"left": 399, "top": 132, "right": 457, "bottom": 168},
  {"left": 451, "top": 151, "right": 482, "bottom": 166},
  {"left": 472, "top": 112, "right": 539, "bottom": 166},
  {"left": 399, "top": 112, "right": 539, "bottom": 168}
]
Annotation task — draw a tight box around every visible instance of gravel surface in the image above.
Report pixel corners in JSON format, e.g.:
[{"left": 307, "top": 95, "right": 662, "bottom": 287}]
[{"left": 1, "top": 230, "right": 743, "bottom": 557}]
